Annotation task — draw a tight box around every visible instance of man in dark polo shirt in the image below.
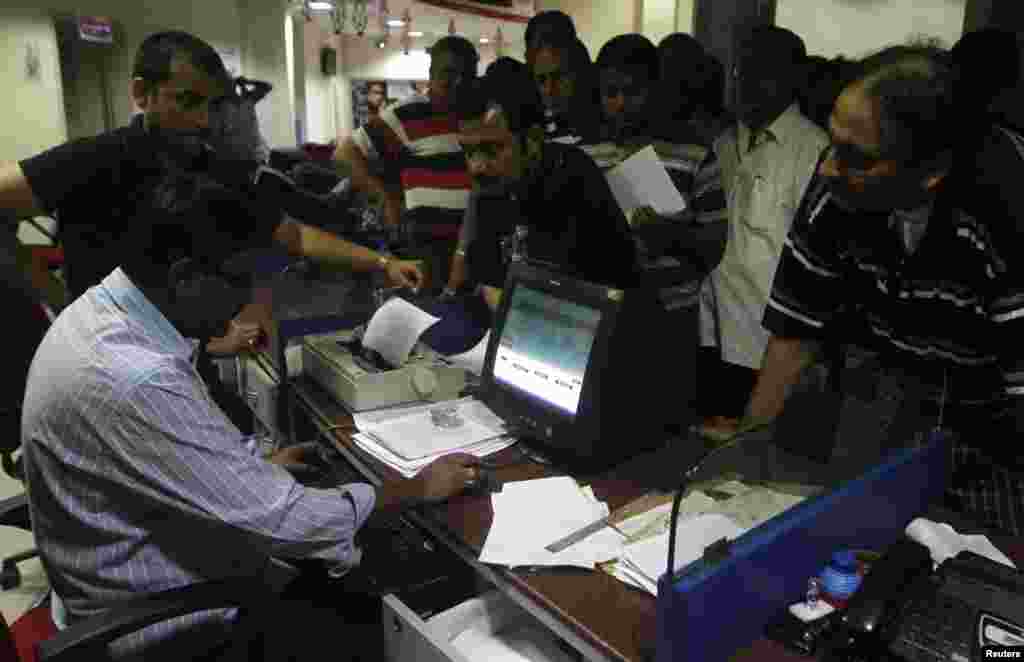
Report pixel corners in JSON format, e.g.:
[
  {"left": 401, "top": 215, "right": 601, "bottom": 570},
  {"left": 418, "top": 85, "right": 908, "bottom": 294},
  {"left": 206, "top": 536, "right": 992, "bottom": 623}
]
[
  {"left": 455, "top": 60, "right": 637, "bottom": 310},
  {"left": 0, "top": 31, "right": 422, "bottom": 300},
  {"left": 701, "top": 45, "right": 1024, "bottom": 536}
]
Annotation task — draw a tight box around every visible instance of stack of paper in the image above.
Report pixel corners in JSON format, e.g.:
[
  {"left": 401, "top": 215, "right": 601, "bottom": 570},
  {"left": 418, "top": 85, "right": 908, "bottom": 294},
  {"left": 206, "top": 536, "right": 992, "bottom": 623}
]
[
  {"left": 612, "top": 514, "right": 745, "bottom": 596},
  {"left": 351, "top": 397, "right": 516, "bottom": 478},
  {"left": 480, "top": 477, "right": 627, "bottom": 569}
]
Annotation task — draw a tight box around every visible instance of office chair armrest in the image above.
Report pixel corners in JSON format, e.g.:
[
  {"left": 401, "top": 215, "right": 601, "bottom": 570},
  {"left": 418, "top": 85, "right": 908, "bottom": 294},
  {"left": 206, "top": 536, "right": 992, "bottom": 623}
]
[
  {"left": 0, "top": 494, "right": 30, "bottom": 530},
  {"left": 38, "top": 579, "right": 272, "bottom": 662}
]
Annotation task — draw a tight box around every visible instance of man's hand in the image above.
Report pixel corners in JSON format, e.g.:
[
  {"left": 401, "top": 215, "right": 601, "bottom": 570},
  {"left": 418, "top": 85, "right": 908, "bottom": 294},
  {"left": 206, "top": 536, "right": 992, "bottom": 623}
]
[
  {"left": 382, "top": 195, "right": 403, "bottom": 228},
  {"left": 696, "top": 416, "right": 742, "bottom": 443},
  {"left": 206, "top": 319, "right": 262, "bottom": 356},
  {"left": 480, "top": 285, "right": 502, "bottom": 311},
  {"left": 385, "top": 259, "right": 424, "bottom": 291},
  {"left": 630, "top": 205, "right": 661, "bottom": 227},
  {"left": 412, "top": 453, "right": 480, "bottom": 503},
  {"left": 267, "top": 442, "right": 323, "bottom": 474}
]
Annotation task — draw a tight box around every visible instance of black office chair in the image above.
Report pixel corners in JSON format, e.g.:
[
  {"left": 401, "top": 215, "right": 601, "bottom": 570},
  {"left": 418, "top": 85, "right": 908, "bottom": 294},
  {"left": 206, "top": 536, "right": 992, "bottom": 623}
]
[{"left": 35, "top": 579, "right": 273, "bottom": 662}]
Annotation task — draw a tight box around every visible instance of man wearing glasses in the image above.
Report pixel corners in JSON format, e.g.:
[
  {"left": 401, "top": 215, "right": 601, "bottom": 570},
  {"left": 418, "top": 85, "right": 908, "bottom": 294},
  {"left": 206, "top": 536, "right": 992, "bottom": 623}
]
[
  {"left": 703, "top": 45, "right": 1024, "bottom": 537},
  {"left": 697, "top": 26, "right": 827, "bottom": 431}
]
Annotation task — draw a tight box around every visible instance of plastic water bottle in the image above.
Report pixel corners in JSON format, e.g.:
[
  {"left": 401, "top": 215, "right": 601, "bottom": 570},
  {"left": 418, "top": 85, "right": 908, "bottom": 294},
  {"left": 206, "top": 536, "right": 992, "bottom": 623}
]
[
  {"left": 820, "top": 550, "right": 862, "bottom": 606},
  {"left": 510, "top": 225, "right": 529, "bottom": 262},
  {"left": 806, "top": 576, "right": 821, "bottom": 608}
]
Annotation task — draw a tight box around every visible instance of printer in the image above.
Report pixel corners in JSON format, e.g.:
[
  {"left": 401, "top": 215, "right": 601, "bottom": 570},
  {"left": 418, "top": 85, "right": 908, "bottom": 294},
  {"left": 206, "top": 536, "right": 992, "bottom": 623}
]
[{"left": 303, "top": 328, "right": 468, "bottom": 411}]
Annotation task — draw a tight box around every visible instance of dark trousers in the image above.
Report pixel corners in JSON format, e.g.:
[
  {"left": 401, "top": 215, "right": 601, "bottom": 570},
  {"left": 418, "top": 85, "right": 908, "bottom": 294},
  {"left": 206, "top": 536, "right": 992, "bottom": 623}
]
[{"left": 696, "top": 346, "right": 759, "bottom": 420}]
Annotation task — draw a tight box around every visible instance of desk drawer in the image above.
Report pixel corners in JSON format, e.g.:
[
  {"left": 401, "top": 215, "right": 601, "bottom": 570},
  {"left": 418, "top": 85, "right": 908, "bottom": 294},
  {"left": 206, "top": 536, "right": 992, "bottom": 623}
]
[{"left": 383, "top": 591, "right": 576, "bottom": 662}]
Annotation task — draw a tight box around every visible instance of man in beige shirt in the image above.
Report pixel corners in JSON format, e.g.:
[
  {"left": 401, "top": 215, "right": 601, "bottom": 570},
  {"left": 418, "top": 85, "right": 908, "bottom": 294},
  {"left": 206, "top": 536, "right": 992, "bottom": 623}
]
[{"left": 698, "top": 27, "right": 828, "bottom": 428}]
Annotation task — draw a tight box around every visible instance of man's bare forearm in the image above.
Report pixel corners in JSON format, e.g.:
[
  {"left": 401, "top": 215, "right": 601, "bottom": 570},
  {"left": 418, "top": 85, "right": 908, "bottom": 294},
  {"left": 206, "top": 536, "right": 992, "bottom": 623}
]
[
  {"left": 336, "top": 138, "right": 388, "bottom": 199},
  {"left": 0, "top": 162, "right": 43, "bottom": 221},
  {"left": 273, "top": 220, "right": 388, "bottom": 273},
  {"left": 741, "top": 335, "right": 819, "bottom": 430}
]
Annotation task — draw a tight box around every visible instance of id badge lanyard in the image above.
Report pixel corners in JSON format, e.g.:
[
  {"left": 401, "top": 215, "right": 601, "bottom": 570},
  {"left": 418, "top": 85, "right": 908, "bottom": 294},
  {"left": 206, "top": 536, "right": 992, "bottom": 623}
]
[{"left": 928, "top": 368, "right": 955, "bottom": 447}]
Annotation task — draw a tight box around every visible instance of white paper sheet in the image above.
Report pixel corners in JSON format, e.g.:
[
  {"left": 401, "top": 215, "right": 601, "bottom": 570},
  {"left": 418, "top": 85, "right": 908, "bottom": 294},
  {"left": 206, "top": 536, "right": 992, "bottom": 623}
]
[
  {"left": 706, "top": 488, "right": 805, "bottom": 530},
  {"left": 446, "top": 332, "right": 490, "bottom": 376},
  {"left": 366, "top": 412, "right": 504, "bottom": 460},
  {"left": 480, "top": 477, "right": 626, "bottom": 569},
  {"left": 361, "top": 298, "right": 440, "bottom": 367},
  {"left": 613, "top": 492, "right": 717, "bottom": 541},
  {"left": 604, "top": 145, "right": 687, "bottom": 224},
  {"left": 351, "top": 432, "right": 515, "bottom": 478},
  {"left": 905, "top": 517, "right": 1016, "bottom": 569},
  {"left": 619, "top": 514, "right": 745, "bottom": 593}
]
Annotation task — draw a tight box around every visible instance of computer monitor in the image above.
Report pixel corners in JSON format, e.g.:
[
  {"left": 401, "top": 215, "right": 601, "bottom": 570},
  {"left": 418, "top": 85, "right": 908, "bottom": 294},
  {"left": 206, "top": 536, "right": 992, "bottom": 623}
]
[{"left": 480, "top": 262, "right": 696, "bottom": 472}]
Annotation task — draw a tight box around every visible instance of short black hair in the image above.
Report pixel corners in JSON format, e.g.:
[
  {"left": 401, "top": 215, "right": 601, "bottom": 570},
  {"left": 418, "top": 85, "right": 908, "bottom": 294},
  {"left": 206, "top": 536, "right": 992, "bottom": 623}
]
[
  {"left": 525, "top": 10, "right": 576, "bottom": 52},
  {"left": 122, "top": 170, "right": 280, "bottom": 289},
  {"left": 595, "top": 34, "right": 658, "bottom": 82},
  {"left": 856, "top": 45, "right": 957, "bottom": 166},
  {"left": 133, "top": 31, "right": 231, "bottom": 94},
  {"left": 739, "top": 25, "right": 806, "bottom": 70},
  {"left": 461, "top": 58, "right": 545, "bottom": 134},
  {"left": 429, "top": 35, "right": 479, "bottom": 72},
  {"left": 952, "top": 28, "right": 1021, "bottom": 113}
]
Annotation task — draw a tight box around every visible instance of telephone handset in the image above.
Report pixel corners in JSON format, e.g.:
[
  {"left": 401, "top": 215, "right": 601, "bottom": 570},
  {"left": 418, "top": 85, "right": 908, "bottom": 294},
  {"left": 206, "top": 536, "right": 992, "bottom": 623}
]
[{"left": 822, "top": 536, "right": 1024, "bottom": 661}]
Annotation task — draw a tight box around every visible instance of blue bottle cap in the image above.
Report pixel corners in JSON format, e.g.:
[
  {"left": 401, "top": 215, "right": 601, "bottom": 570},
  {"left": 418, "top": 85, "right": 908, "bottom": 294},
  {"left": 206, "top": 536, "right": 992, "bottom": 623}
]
[{"left": 832, "top": 550, "right": 857, "bottom": 570}]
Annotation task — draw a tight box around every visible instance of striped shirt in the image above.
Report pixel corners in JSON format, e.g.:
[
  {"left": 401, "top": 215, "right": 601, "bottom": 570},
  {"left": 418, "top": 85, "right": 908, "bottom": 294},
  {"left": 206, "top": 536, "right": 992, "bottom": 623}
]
[
  {"left": 765, "top": 124, "right": 1024, "bottom": 402},
  {"left": 352, "top": 95, "right": 471, "bottom": 239},
  {"left": 21, "top": 268, "right": 374, "bottom": 659}
]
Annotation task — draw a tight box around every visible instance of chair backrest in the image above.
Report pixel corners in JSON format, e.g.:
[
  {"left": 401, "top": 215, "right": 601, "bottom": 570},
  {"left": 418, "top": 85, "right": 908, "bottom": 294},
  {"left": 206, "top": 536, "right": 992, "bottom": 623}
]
[
  {"left": 0, "top": 250, "right": 52, "bottom": 483},
  {"left": 0, "top": 611, "right": 19, "bottom": 662}
]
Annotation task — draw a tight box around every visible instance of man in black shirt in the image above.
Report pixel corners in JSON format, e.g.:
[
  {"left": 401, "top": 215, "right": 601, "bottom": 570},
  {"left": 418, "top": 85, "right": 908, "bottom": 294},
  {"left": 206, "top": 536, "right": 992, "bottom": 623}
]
[
  {"left": 455, "top": 60, "right": 636, "bottom": 309},
  {"left": 0, "top": 30, "right": 422, "bottom": 300}
]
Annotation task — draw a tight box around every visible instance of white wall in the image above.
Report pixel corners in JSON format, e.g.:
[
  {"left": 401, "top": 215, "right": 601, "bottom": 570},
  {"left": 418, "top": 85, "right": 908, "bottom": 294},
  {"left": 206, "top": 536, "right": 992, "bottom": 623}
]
[
  {"left": 538, "top": 0, "right": 638, "bottom": 59},
  {"left": 0, "top": 7, "right": 67, "bottom": 161},
  {"left": 539, "top": 0, "right": 696, "bottom": 57},
  {"left": 302, "top": 18, "right": 345, "bottom": 144},
  {"left": 776, "top": 0, "right": 967, "bottom": 59},
  {"left": 642, "top": 0, "right": 678, "bottom": 46},
  {"left": 239, "top": 0, "right": 294, "bottom": 149}
]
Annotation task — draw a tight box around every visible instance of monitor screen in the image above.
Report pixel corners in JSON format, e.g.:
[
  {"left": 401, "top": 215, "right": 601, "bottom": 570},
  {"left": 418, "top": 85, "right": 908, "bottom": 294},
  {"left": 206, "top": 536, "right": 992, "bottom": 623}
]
[{"left": 492, "top": 284, "right": 602, "bottom": 415}]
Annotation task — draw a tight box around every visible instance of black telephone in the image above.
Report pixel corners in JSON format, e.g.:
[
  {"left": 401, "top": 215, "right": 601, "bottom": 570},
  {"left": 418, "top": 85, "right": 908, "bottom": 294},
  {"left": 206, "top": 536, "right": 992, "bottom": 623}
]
[{"left": 820, "top": 537, "right": 1024, "bottom": 661}]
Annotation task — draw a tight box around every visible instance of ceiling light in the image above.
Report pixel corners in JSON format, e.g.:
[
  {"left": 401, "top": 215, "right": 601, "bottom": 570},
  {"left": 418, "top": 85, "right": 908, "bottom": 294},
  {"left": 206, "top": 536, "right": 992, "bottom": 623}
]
[
  {"left": 376, "top": 39, "right": 385, "bottom": 49},
  {"left": 386, "top": 18, "right": 406, "bottom": 27},
  {"left": 308, "top": 1, "right": 334, "bottom": 10},
  {"left": 408, "top": 31, "right": 424, "bottom": 37},
  {"left": 479, "top": 37, "right": 490, "bottom": 44}
]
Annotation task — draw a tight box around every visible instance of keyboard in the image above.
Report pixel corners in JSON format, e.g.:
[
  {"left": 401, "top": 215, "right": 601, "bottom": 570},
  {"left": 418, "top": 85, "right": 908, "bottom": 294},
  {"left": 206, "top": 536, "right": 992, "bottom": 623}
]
[{"left": 889, "top": 585, "right": 974, "bottom": 662}]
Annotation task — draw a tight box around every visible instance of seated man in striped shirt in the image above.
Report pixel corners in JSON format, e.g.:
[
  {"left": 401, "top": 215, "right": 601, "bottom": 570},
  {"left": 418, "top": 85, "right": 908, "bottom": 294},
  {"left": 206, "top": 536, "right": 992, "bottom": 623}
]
[
  {"left": 702, "top": 45, "right": 1024, "bottom": 536},
  {"left": 337, "top": 36, "right": 479, "bottom": 292},
  {"left": 21, "top": 172, "right": 479, "bottom": 660}
]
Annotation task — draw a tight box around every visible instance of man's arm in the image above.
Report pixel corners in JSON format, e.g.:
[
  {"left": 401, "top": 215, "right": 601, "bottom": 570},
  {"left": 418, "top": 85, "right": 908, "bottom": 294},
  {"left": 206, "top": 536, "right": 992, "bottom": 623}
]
[
  {"left": 0, "top": 162, "right": 44, "bottom": 220},
  {"left": 335, "top": 136, "right": 404, "bottom": 228},
  {"left": 273, "top": 219, "right": 423, "bottom": 289}
]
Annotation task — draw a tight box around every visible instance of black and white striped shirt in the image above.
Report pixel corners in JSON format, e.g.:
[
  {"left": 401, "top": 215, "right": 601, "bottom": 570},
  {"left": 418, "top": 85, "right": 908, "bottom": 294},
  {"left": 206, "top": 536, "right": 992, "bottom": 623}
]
[{"left": 765, "top": 126, "right": 1024, "bottom": 402}]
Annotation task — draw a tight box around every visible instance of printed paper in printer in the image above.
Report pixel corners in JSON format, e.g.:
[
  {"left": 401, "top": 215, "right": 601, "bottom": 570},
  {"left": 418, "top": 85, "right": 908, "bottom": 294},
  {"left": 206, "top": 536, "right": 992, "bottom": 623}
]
[{"left": 361, "top": 298, "right": 440, "bottom": 367}]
